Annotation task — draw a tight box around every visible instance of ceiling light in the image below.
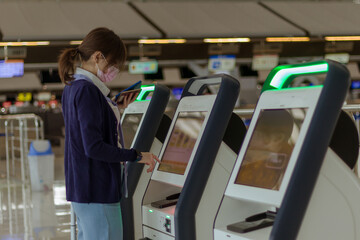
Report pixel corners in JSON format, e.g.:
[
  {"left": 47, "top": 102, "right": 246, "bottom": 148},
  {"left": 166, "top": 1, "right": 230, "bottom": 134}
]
[
  {"left": 0, "top": 41, "right": 50, "bottom": 46},
  {"left": 325, "top": 36, "right": 360, "bottom": 41},
  {"left": 203, "top": 38, "right": 250, "bottom": 43},
  {"left": 70, "top": 40, "right": 82, "bottom": 45},
  {"left": 138, "top": 39, "right": 186, "bottom": 44},
  {"left": 266, "top": 37, "right": 310, "bottom": 42}
]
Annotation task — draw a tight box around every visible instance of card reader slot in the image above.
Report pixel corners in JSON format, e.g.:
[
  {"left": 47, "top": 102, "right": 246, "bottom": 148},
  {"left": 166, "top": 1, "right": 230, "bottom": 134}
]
[
  {"left": 227, "top": 218, "right": 274, "bottom": 233},
  {"left": 166, "top": 192, "right": 180, "bottom": 200},
  {"left": 150, "top": 199, "right": 178, "bottom": 209},
  {"left": 245, "top": 212, "right": 267, "bottom": 222},
  {"left": 245, "top": 210, "right": 276, "bottom": 222},
  {"left": 227, "top": 210, "right": 276, "bottom": 233}
]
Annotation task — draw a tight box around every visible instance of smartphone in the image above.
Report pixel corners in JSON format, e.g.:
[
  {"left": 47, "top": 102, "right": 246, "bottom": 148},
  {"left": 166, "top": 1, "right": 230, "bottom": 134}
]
[{"left": 115, "top": 81, "right": 142, "bottom": 103}]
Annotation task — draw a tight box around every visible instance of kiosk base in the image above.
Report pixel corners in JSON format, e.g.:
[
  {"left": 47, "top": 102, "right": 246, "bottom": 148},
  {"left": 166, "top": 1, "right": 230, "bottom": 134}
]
[
  {"left": 214, "top": 148, "right": 360, "bottom": 240},
  {"left": 143, "top": 226, "right": 173, "bottom": 240},
  {"left": 297, "top": 149, "right": 360, "bottom": 240},
  {"left": 142, "top": 204, "right": 176, "bottom": 237}
]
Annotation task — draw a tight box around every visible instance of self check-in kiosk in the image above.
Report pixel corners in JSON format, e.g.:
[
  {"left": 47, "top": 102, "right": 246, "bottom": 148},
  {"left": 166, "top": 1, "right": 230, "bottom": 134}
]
[
  {"left": 119, "top": 84, "right": 171, "bottom": 240},
  {"left": 140, "top": 74, "right": 245, "bottom": 240},
  {"left": 214, "top": 60, "right": 360, "bottom": 240}
]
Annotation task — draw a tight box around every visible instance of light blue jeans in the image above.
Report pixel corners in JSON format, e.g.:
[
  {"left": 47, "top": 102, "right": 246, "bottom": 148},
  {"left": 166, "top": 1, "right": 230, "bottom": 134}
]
[{"left": 71, "top": 202, "right": 123, "bottom": 240}]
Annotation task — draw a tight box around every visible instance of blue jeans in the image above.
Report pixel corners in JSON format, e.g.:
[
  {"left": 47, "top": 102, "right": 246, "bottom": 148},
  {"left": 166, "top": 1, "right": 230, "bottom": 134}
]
[{"left": 71, "top": 202, "right": 123, "bottom": 240}]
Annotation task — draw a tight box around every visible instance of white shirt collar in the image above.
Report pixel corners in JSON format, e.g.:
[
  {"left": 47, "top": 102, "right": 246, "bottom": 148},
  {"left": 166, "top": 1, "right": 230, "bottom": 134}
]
[{"left": 75, "top": 67, "right": 110, "bottom": 97}]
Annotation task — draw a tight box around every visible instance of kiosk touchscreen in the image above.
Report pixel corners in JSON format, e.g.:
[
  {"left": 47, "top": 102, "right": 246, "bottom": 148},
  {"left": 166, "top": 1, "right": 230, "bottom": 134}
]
[
  {"left": 122, "top": 113, "right": 143, "bottom": 149},
  {"left": 157, "top": 111, "right": 206, "bottom": 175},
  {"left": 228, "top": 106, "right": 309, "bottom": 206},
  {"left": 141, "top": 74, "right": 242, "bottom": 240},
  {"left": 150, "top": 96, "right": 214, "bottom": 187},
  {"left": 121, "top": 103, "right": 146, "bottom": 149}
]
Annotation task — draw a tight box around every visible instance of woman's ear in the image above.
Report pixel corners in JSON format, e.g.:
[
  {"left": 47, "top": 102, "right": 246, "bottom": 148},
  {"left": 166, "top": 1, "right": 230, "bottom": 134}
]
[{"left": 91, "top": 51, "right": 102, "bottom": 64}]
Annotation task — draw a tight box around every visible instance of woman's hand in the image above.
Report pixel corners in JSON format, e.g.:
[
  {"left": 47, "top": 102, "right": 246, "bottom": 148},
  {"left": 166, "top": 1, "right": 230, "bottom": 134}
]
[
  {"left": 115, "top": 92, "right": 139, "bottom": 109},
  {"left": 137, "top": 152, "right": 161, "bottom": 173}
]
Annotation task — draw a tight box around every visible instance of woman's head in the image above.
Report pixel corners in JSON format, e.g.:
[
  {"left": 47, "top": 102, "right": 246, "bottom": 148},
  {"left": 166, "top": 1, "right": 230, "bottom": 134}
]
[{"left": 58, "top": 27, "right": 127, "bottom": 84}]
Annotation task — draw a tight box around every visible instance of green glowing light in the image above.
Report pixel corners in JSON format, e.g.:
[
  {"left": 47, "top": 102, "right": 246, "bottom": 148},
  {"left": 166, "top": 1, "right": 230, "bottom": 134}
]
[
  {"left": 166, "top": 215, "right": 171, "bottom": 219},
  {"left": 267, "top": 85, "right": 323, "bottom": 92},
  {"left": 149, "top": 209, "right": 153, "bottom": 213},
  {"left": 262, "top": 61, "right": 329, "bottom": 92},
  {"left": 136, "top": 85, "right": 155, "bottom": 101}
]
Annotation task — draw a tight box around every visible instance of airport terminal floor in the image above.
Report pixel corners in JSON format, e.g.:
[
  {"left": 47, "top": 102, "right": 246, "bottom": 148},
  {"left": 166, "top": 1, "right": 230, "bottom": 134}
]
[{"left": 0, "top": 155, "right": 71, "bottom": 239}]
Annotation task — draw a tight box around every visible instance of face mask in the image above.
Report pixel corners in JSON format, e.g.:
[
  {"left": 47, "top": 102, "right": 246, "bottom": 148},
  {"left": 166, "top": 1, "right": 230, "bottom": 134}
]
[
  {"left": 96, "top": 65, "right": 119, "bottom": 83},
  {"left": 96, "top": 54, "right": 119, "bottom": 83}
]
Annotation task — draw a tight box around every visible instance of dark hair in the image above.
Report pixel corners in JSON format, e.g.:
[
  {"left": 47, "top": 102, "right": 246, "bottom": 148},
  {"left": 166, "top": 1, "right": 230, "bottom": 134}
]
[{"left": 58, "top": 27, "right": 127, "bottom": 85}]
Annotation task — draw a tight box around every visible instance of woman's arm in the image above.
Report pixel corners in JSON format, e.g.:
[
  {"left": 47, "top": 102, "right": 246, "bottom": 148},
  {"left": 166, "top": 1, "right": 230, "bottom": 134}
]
[{"left": 75, "top": 84, "right": 137, "bottom": 163}]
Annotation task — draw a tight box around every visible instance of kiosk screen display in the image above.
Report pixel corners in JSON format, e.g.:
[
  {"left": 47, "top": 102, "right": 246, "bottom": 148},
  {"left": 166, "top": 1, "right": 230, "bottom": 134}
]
[
  {"left": 235, "top": 108, "right": 307, "bottom": 190},
  {"left": 122, "top": 113, "right": 143, "bottom": 149},
  {"left": 158, "top": 112, "right": 206, "bottom": 175}
]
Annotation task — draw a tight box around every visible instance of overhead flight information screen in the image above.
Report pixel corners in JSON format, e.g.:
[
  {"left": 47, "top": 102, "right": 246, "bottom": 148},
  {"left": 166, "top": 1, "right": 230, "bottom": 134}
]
[{"left": 0, "top": 60, "right": 24, "bottom": 78}]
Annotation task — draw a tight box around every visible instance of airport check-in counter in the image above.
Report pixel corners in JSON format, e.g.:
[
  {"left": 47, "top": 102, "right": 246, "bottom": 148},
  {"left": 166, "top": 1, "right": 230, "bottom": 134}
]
[
  {"left": 139, "top": 74, "right": 242, "bottom": 240},
  {"left": 214, "top": 60, "right": 360, "bottom": 240},
  {"left": 119, "top": 84, "right": 171, "bottom": 240}
]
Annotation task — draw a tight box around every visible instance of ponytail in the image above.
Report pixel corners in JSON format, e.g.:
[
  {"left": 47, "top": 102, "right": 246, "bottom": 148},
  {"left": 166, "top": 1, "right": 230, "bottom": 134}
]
[
  {"left": 58, "top": 48, "right": 79, "bottom": 85},
  {"left": 58, "top": 28, "right": 127, "bottom": 85}
]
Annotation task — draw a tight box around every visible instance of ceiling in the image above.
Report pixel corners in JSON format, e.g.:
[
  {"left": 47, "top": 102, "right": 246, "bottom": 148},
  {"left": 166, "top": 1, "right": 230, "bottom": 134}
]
[
  {"left": 0, "top": 0, "right": 359, "bottom": 41},
  {"left": 0, "top": 2, "right": 160, "bottom": 40},
  {"left": 266, "top": 2, "right": 360, "bottom": 36}
]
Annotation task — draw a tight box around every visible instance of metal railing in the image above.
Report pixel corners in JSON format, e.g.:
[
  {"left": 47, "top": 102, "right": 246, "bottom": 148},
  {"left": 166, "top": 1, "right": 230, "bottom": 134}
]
[{"left": 0, "top": 114, "right": 44, "bottom": 182}]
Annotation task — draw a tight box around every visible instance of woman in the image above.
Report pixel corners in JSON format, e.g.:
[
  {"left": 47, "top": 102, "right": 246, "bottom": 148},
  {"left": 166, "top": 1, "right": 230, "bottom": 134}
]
[{"left": 59, "top": 27, "right": 160, "bottom": 240}]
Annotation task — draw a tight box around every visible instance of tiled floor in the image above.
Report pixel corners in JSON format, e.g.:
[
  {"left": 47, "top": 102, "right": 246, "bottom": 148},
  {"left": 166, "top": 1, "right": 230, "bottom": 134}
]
[{"left": 0, "top": 154, "right": 71, "bottom": 240}]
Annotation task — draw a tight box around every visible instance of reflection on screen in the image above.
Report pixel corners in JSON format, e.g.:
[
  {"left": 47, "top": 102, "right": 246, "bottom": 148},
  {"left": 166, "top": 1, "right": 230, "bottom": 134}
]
[
  {"left": 122, "top": 113, "right": 143, "bottom": 149},
  {"left": 145, "top": 92, "right": 153, "bottom": 100},
  {"left": 235, "top": 108, "right": 307, "bottom": 190},
  {"left": 158, "top": 112, "right": 206, "bottom": 175}
]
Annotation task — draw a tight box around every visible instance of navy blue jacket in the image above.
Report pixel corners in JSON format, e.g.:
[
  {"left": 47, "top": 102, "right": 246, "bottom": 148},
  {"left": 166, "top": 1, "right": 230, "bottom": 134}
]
[{"left": 62, "top": 78, "right": 137, "bottom": 203}]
